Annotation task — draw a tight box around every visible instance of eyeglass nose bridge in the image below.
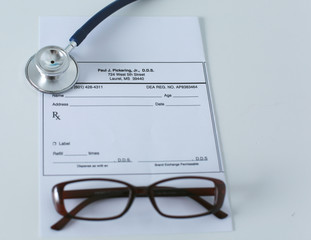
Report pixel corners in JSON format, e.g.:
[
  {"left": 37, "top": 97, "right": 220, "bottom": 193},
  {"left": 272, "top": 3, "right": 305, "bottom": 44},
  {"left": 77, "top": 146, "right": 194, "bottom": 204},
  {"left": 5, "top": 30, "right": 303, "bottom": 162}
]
[{"left": 132, "top": 187, "right": 150, "bottom": 197}]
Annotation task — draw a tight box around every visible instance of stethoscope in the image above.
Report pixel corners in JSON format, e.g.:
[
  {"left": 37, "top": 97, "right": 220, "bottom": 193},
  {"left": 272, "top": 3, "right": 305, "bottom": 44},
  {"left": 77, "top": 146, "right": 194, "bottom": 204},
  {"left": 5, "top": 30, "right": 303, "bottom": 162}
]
[{"left": 25, "top": 0, "right": 137, "bottom": 94}]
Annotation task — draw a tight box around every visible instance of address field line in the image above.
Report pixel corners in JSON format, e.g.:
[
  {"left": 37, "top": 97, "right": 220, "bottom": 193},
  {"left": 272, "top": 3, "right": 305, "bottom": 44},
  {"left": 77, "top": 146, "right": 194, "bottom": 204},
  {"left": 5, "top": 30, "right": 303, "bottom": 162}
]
[{"left": 70, "top": 104, "right": 154, "bottom": 107}]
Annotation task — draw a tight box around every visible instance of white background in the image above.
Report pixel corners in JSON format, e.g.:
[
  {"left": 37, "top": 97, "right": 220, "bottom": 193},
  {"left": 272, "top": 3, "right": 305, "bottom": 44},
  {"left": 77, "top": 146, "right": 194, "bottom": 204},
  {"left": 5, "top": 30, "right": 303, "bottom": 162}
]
[{"left": 0, "top": 0, "right": 310, "bottom": 239}]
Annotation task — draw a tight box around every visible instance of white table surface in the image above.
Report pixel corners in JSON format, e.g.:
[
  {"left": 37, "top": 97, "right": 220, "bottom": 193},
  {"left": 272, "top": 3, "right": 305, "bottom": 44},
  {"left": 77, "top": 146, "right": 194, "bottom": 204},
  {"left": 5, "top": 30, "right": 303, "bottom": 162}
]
[{"left": 1, "top": 0, "right": 310, "bottom": 239}]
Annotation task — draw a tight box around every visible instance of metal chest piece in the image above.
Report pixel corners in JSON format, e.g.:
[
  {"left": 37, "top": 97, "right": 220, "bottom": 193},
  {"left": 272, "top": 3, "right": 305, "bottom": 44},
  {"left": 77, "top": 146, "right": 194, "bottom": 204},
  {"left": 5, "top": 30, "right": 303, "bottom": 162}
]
[{"left": 25, "top": 45, "right": 78, "bottom": 94}]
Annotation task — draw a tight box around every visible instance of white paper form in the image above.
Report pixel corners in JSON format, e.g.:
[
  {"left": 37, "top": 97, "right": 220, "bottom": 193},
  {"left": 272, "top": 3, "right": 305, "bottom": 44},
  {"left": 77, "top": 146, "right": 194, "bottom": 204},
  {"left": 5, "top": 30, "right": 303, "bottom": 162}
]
[{"left": 39, "top": 16, "right": 232, "bottom": 237}]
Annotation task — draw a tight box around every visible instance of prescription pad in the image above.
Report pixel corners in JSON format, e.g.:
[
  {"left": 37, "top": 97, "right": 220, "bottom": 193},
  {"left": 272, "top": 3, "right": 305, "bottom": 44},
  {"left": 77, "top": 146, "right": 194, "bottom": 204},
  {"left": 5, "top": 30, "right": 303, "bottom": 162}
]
[{"left": 39, "top": 16, "right": 232, "bottom": 237}]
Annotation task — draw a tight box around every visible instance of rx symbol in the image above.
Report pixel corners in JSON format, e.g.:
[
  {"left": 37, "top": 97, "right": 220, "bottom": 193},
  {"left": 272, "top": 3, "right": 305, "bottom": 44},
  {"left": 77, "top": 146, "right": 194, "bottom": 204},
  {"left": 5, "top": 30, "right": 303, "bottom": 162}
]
[{"left": 53, "top": 112, "right": 61, "bottom": 120}]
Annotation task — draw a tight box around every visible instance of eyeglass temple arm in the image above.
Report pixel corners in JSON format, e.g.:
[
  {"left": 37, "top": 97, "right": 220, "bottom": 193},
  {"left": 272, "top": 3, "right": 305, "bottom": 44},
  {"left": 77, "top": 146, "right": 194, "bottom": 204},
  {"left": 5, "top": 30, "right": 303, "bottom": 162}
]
[
  {"left": 190, "top": 195, "right": 227, "bottom": 218},
  {"left": 51, "top": 195, "right": 102, "bottom": 230}
]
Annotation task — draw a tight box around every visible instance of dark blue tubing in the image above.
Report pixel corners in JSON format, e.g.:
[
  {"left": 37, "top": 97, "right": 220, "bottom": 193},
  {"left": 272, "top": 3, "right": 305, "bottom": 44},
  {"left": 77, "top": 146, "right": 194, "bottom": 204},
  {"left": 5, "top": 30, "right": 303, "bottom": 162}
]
[{"left": 69, "top": 0, "right": 138, "bottom": 46}]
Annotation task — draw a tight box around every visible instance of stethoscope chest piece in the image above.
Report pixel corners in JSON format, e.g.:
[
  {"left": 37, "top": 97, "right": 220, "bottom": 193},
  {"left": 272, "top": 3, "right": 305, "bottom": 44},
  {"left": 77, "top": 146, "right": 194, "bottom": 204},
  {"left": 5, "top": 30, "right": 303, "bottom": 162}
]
[
  {"left": 25, "top": 45, "right": 78, "bottom": 93},
  {"left": 26, "top": 0, "right": 139, "bottom": 93}
]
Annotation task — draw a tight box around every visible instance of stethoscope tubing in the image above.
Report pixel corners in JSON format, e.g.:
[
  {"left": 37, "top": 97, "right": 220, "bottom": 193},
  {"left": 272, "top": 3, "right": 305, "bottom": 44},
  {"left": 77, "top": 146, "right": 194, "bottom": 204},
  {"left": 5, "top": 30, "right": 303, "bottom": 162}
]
[{"left": 69, "top": 0, "right": 138, "bottom": 46}]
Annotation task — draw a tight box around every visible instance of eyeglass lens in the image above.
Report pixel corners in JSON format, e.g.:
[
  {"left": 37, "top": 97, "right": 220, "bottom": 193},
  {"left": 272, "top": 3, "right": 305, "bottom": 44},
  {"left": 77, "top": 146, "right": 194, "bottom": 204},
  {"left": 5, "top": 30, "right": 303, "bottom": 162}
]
[
  {"left": 63, "top": 180, "right": 131, "bottom": 219},
  {"left": 151, "top": 178, "right": 216, "bottom": 217}
]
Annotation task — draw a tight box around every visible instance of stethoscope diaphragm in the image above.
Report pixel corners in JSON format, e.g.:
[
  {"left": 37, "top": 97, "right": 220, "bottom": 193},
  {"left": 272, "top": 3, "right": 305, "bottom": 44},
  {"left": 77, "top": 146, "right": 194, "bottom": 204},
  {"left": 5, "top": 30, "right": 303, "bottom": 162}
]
[{"left": 25, "top": 45, "right": 78, "bottom": 94}]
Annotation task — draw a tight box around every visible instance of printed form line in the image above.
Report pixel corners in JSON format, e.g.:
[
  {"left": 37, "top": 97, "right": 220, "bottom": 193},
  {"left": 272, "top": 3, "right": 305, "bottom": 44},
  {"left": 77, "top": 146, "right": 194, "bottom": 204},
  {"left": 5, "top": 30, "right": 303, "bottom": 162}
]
[
  {"left": 138, "top": 159, "right": 207, "bottom": 163},
  {"left": 173, "top": 96, "right": 199, "bottom": 98},
  {"left": 76, "top": 82, "right": 206, "bottom": 84},
  {"left": 53, "top": 161, "right": 117, "bottom": 164},
  {"left": 69, "top": 104, "right": 201, "bottom": 107},
  {"left": 64, "top": 154, "right": 88, "bottom": 157},
  {"left": 65, "top": 96, "right": 162, "bottom": 98},
  {"left": 166, "top": 104, "right": 201, "bottom": 107},
  {"left": 70, "top": 105, "right": 154, "bottom": 107}
]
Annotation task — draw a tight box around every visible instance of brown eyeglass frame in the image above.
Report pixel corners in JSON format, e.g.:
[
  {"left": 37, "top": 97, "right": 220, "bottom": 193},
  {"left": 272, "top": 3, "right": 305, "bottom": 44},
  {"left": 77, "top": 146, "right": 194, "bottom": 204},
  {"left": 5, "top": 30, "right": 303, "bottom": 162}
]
[{"left": 51, "top": 176, "right": 228, "bottom": 230}]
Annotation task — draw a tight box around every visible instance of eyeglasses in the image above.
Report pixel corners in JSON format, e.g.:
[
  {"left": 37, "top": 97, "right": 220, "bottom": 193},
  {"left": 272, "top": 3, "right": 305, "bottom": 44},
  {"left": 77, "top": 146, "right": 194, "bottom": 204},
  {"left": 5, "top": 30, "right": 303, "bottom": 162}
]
[{"left": 51, "top": 176, "right": 228, "bottom": 230}]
